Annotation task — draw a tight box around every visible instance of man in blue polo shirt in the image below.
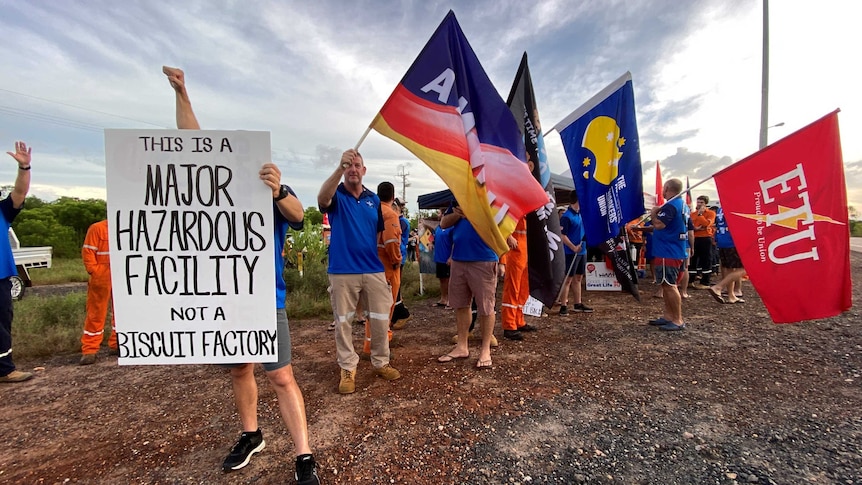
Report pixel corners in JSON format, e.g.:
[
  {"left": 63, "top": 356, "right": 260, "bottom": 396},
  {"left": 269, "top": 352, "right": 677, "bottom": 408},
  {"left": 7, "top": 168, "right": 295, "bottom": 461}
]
[
  {"left": 437, "top": 201, "right": 499, "bottom": 369},
  {"left": 649, "top": 178, "right": 688, "bottom": 331},
  {"left": 163, "top": 66, "right": 319, "bottom": 483},
  {"left": 318, "top": 148, "right": 401, "bottom": 394},
  {"left": 0, "top": 140, "right": 34, "bottom": 384}
]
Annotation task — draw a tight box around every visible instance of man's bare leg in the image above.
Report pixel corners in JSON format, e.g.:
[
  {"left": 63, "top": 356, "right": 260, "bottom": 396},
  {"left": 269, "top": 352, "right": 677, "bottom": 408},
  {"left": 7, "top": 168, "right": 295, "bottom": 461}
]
[
  {"left": 662, "top": 283, "right": 683, "bottom": 324},
  {"left": 229, "top": 363, "right": 260, "bottom": 432},
  {"left": 439, "top": 308, "right": 471, "bottom": 361},
  {"left": 477, "top": 314, "right": 494, "bottom": 367},
  {"left": 266, "top": 365, "right": 312, "bottom": 457}
]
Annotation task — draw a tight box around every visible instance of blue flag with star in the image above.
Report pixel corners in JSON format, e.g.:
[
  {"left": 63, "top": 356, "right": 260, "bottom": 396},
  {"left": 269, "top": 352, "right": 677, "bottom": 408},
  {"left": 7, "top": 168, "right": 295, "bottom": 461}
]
[{"left": 553, "top": 72, "right": 644, "bottom": 246}]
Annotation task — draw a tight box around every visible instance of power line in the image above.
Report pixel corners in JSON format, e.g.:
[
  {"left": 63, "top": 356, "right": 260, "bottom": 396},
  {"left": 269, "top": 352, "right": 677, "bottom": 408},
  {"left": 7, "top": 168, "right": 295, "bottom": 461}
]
[{"left": 0, "top": 87, "right": 166, "bottom": 128}]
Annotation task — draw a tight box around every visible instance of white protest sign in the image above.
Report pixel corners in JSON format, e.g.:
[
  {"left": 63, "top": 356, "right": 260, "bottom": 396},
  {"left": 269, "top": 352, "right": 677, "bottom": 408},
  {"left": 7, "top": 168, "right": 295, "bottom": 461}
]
[
  {"left": 522, "top": 296, "right": 544, "bottom": 317},
  {"left": 585, "top": 261, "right": 622, "bottom": 292},
  {"left": 105, "top": 130, "right": 276, "bottom": 365}
]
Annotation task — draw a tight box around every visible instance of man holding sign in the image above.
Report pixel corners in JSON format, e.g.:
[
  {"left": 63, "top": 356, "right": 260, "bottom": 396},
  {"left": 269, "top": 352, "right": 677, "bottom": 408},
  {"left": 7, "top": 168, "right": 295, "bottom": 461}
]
[{"left": 163, "top": 67, "right": 319, "bottom": 484}]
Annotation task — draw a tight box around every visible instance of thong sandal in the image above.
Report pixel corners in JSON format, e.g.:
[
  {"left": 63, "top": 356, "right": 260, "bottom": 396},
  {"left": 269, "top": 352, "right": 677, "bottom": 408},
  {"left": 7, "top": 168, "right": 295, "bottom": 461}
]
[
  {"left": 476, "top": 359, "right": 493, "bottom": 369},
  {"left": 707, "top": 287, "right": 726, "bottom": 304},
  {"left": 438, "top": 353, "right": 468, "bottom": 363}
]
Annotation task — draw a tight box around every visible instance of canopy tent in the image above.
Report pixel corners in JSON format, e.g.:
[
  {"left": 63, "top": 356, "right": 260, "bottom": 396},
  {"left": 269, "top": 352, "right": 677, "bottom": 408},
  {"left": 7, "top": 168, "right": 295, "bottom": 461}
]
[{"left": 417, "top": 172, "right": 576, "bottom": 210}]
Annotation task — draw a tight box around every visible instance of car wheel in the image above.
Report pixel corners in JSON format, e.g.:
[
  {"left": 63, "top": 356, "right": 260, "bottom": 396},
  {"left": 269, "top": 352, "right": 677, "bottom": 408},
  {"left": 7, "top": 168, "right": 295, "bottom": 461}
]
[{"left": 10, "top": 275, "right": 24, "bottom": 300}]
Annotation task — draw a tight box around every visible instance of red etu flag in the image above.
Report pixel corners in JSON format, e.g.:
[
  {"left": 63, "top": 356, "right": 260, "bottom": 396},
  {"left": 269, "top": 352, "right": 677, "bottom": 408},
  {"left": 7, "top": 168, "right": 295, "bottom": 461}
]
[
  {"left": 713, "top": 111, "right": 851, "bottom": 323},
  {"left": 655, "top": 160, "right": 664, "bottom": 206}
]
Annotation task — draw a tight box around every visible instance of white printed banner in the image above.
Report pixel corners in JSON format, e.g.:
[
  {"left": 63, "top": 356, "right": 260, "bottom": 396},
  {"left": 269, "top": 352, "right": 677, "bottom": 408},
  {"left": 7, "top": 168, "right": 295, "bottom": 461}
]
[
  {"left": 585, "top": 261, "right": 622, "bottom": 292},
  {"left": 105, "top": 130, "right": 276, "bottom": 365}
]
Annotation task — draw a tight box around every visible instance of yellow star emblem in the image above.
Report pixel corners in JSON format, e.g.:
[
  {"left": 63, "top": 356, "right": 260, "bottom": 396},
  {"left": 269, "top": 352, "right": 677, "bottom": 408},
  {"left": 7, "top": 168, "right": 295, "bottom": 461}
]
[
  {"left": 582, "top": 157, "right": 591, "bottom": 167},
  {"left": 618, "top": 137, "right": 626, "bottom": 147}
]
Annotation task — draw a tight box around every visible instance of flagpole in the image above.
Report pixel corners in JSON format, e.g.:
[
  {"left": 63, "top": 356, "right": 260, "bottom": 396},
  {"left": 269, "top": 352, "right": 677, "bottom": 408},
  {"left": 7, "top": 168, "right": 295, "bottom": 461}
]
[
  {"left": 553, "top": 253, "right": 579, "bottom": 305},
  {"left": 354, "top": 125, "right": 372, "bottom": 150}
]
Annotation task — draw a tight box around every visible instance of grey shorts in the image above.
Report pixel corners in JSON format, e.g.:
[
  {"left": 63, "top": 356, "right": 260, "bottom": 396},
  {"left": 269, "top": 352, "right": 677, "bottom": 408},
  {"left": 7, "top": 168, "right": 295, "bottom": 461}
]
[{"left": 223, "top": 308, "right": 292, "bottom": 371}]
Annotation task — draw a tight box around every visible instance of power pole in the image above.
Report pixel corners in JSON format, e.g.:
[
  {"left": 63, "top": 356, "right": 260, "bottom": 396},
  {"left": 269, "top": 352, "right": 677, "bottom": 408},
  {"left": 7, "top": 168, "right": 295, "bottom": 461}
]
[
  {"left": 759, "top": 0, "right": 770, "bottom": 149},
  {"left": 397, "top": 164, "right": 411, "bottom": 203}
]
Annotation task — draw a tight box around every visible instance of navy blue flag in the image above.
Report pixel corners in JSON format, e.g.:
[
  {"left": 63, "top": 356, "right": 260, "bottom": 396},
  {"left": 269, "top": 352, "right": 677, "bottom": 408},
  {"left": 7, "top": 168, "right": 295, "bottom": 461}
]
[
  {"left": 553, "top": 72, "right": 645, "bottom": 247},
  {"left": 505, "top": 52, "right": 565, "bottom": 307}
]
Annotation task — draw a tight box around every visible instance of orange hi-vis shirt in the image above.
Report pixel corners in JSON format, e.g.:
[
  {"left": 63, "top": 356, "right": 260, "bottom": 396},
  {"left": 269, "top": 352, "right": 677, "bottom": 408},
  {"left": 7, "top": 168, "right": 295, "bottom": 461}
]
[
  {"left": 377, "top": 203, "right": 402, "bottom": 268},
  {"left": 691, "top": 208, "right": 716, "bottom": 238}
]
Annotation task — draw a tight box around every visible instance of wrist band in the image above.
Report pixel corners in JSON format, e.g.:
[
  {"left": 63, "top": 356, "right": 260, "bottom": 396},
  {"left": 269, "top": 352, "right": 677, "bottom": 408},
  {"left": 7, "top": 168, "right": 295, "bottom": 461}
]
[{"left": 18, "top": 165, "right": 31, "bottom": 171}]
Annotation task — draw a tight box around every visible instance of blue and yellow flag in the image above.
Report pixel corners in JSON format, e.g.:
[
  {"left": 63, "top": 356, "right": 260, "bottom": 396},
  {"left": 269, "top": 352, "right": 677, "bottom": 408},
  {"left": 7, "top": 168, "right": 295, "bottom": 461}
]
[
  {"left": 371, "top": 11, "right": 548, "bottom": 256},
  {"left": 553, "top": 72, "right": 645, "bottom": 246}
]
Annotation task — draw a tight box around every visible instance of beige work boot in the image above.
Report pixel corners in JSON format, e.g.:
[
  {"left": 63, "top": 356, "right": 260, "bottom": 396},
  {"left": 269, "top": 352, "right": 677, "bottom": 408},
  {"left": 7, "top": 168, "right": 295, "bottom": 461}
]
[
  {"left": 0, "top": 370, "right": 33, "bottom": 383},
  {"left": 338, "top": 368, "right": 356, "bottom": 394},
  {"left": 80, "top": 354, "right": 97, "bottom": 365},
  {"left": 374, "top": 364, "right": 401, "bottom": 381}
]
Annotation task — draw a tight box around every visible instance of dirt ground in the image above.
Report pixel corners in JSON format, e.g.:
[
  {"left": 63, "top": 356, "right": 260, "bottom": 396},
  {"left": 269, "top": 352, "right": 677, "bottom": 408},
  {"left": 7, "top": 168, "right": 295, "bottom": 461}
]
[{"left": 2, "top": 253, "right": 861, "bottom": 484}]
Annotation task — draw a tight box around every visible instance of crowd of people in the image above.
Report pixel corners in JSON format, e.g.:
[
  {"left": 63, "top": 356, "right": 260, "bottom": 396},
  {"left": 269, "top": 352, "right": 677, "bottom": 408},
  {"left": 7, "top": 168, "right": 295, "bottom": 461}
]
[{"left": 0, "top": 65, "right": 748, "bottom": 485}]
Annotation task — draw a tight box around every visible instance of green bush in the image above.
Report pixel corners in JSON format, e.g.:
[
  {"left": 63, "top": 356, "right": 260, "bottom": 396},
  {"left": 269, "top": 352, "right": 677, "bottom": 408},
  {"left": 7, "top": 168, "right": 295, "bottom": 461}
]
[{"left": 12, "top": 292, "right": 88, "bottom": 359}]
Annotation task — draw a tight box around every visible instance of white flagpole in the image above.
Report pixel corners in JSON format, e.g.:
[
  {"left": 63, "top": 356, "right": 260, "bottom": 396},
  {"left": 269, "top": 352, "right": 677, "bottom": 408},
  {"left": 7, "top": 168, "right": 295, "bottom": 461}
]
[{"left": 354, "top": 126, "right": 372, "bottom": 150}]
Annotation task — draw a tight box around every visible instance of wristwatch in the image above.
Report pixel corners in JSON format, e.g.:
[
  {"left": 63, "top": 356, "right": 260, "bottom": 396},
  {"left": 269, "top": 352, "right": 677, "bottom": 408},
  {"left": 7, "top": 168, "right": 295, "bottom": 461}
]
[{"left": 274, "top": 184, "right": 291, "bottom": 202}]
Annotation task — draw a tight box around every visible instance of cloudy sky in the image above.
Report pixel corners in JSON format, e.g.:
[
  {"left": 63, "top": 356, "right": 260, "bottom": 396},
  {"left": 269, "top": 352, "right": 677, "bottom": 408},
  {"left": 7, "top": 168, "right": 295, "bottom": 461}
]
[{"left": 0, "top": 0, "right": 860, "bottom": 213}]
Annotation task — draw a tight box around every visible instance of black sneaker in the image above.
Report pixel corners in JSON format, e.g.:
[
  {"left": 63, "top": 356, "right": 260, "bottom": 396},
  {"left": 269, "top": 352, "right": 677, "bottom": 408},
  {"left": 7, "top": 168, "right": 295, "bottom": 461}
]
[
  {"left": 222, "top": 429, "right": 265, "bottom": 472},
  {"left": 573, "top": 303, "right": 594, "bottom": 313},
  {"left": 519, "top": 324, "right": 537, "bottom": 332},
  {"left": 295, "top": 454, "right": 320, "bottom": 485},
  {"left": 503, "top": 330, "right": 523, "bottom": 341},
  {"left": 559, "top": 305, "right": 568, "bottom": 315}
]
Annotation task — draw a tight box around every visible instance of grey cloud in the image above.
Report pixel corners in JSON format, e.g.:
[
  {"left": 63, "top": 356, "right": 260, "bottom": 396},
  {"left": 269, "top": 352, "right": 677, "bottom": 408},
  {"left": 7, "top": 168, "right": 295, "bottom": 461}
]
[
  {"left": 314, "top": 145, "right": 343, "bottom": 169},
  {"left": 660, "top": 147, "right": 734, "bottom": 180}
]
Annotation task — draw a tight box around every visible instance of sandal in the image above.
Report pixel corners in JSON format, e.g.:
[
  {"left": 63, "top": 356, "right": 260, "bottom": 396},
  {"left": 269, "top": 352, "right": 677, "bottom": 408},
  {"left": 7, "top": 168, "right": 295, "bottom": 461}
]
[{"left": 438, "top": 353, "right": 468, "bottom": 363}]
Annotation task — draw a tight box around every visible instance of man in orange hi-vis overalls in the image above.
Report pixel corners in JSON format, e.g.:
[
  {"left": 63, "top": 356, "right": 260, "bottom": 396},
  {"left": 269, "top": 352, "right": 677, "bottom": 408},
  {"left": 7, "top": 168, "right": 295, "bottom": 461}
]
[
  {"left": 80, "top": 219, "right": 116, "bottom": 365},
  {"left": 501, "top": 216, "right": 535, "bottom": 341},
  {"left": 363, "top": 182, "right": 400, "bottom": 355}
]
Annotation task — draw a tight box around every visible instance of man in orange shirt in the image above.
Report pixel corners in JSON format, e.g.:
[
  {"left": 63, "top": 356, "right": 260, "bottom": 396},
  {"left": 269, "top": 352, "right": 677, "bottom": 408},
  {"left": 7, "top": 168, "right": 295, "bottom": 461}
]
[
  {"left": 689, "top": 195, "right": 716, "bottom": 289},
  {"left": 80, "top": 219, "right": 117, "bottom": 365},
  {"left": 362, "top": 182, "right": 400, "bottom": 354}
]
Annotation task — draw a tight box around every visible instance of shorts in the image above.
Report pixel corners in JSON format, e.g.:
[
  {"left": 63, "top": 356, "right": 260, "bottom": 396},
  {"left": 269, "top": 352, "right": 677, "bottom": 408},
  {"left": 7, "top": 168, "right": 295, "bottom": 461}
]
[
  {"left": 435, "top": 262, "right": 450, "bottom": 279},
  {"left": 564, "top": 253, "right": 586, "bottom": 276},
  {"left": 654, "top": 258, "right": 684, "bottom": 286},
  {"left": 223, "top": 308, "right": 292, "bottom": 371},
  {"left": 449, "top": 260, "right": 497, "bottom": 316},
  {"left": 719, "top": 247, "right": 743, "bottom": 269}
]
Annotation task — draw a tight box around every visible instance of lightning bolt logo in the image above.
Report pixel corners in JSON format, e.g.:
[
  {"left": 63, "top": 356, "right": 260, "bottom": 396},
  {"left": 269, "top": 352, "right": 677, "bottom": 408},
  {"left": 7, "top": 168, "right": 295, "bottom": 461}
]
[{"left": 733, "top": 206, "right": 845, "bottom": 229}]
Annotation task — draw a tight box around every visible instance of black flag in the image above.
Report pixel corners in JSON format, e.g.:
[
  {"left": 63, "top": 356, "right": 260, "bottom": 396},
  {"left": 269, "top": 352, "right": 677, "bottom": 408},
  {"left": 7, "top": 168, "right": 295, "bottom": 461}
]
[
  {"left": 506, "top": 52, "right": 565, "bottom": 307},
  {"left": 599, "top": 233, "right": 641, "bottom": 302}
]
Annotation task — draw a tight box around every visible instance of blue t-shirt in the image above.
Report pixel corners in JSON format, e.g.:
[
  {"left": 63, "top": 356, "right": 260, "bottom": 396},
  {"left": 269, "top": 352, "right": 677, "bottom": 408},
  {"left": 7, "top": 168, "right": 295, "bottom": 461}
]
[
  {"left": 450, "top": 217, "right": 498, "bottom": 262},
  {"left": 713, "top": 207, "right": 734, "bottom": 248},
  {"left": 0, "top": 197, "right": 21, "bottom": 279},
  {"left": 272, "top": 189, "right": 304, "bottom": 309},
  {"left": 652, "top": 198, "right": 687, "bottom": 259},
  {"left": 322, "top": 184, "right": 385, "bottom": 274},
  {"left": 433, "top": 225, "right": 453, "bottom": 264},
  {"left": 399, "top": 216, "right": 409, "bottom": 262},
  {"left": 560, "top": 207, "right": 587, "bottom": 255}
]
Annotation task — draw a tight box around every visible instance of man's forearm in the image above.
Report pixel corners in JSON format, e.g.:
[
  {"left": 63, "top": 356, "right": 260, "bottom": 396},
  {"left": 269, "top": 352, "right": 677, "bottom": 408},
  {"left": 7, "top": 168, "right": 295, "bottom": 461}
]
[
  {"left": 175, "top": 89, "right": 200, "bottom": 130},
  {"left": 317, "top": 168, "right": 343, "bottom": 209},
  {"left": 11, "top": 168, "right": 30, "bottom": 208}
]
